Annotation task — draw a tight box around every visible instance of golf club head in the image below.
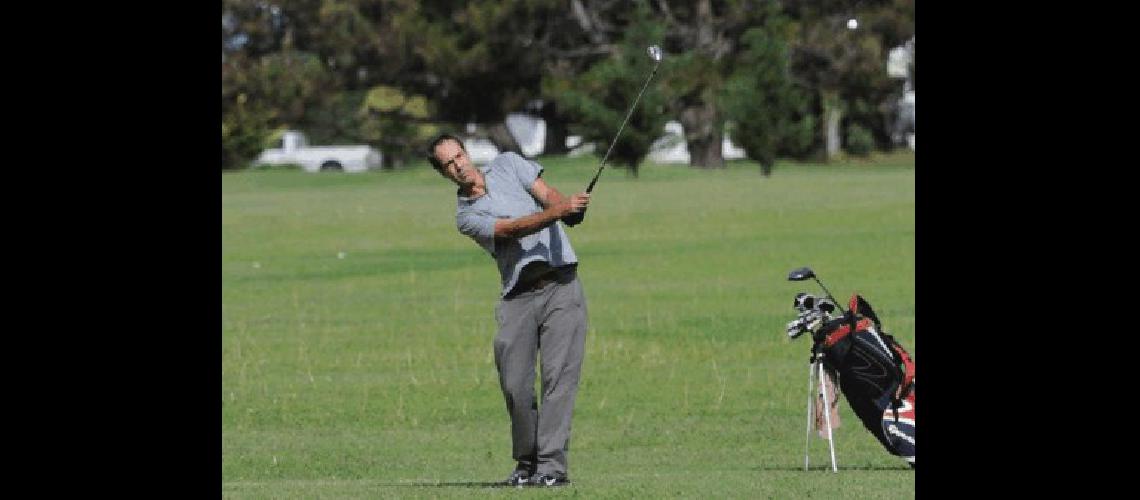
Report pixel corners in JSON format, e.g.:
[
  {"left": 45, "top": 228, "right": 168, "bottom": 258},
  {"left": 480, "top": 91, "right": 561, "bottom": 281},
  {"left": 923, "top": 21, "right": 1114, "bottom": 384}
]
[
  {"left": 792, "top": 292, "right": 835, "bottom": 315},
  {"left": 647, "top": 45, "right": 663, "bottom": 63},
  {"left": 787, "top": 267, "right": 815, "bottom": 281},
  {"left": 815, "top": 298, "right": 836, "bottom": 314},
  {"left": 788, "top": 292, "right": 832, "bottom": 340},
  {"left": 793, "top": 292, "right": 816, "bottom": 313}
]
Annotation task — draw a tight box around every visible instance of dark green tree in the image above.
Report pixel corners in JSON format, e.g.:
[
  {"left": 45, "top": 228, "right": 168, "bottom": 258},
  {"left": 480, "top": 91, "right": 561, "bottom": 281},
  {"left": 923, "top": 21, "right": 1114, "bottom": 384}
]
[
  {"left": 222, "top": 0, "right": 333, "bottom": 169},
  {"left": 544, "top": 2, "right": 668, "bottom": 176},
  {"left": 721, "top": 12, "right": 815, "bottom": 175},
  {"left": 222, "top": 48, "right": 333, "bottom": 168},
  {"left": 783, "top": 0, "right": 914, "bottom": 159},
  {"left": 222, "top": 0, "right": 437, "bottom": 169},
  {"left": 400, "top": 0, "right": 573, "bottom": 154},
  {"left": 561, "top": 1, "right": 796, "bottom": 169}
]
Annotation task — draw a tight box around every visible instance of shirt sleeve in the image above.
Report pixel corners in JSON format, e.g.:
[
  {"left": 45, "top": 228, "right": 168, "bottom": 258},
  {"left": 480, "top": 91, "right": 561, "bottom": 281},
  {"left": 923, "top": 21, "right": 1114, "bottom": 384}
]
[
  {"left": 511, "top": 153, "right": 542, "bottom": 191},
  {"left": 457, "top": 208, "right": 496, "bottom": 255}
]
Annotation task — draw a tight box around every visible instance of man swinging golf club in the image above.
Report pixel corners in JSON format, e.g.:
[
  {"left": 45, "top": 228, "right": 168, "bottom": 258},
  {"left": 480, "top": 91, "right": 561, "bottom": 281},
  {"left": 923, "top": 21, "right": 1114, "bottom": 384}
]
[
  {"left": 428, "top": 44, "right": 663, "bottom": 488},
  {"left": 429, "top": 134, "right": 589, "bottom": 488}
]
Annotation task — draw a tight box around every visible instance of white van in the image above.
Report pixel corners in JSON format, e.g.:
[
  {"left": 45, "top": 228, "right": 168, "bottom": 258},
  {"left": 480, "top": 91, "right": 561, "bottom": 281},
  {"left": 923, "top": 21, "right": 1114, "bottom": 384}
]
[{"left": 254, "top": 130, "right": 383, "bottom": 172}]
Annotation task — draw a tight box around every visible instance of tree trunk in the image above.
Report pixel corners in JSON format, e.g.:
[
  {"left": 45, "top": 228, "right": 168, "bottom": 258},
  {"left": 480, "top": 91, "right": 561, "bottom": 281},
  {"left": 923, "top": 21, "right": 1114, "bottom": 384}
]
[
  {"left": 381, "top": 150, "right": 396, "bottom": 170},
  {"left": 486, "top": 122, "right": 523, "bottom": 155},
  {"left": 677, "top": 0, "right": 726, "bottom": 169},
  {"left": 679, "top": 101, "right": 724, "bottom": 168},
  {"left": 540, "top": 102, "right": 569, "bottom": 156},
  {"left": 822, "top": 89, "right": 843, "bottom": 162}
]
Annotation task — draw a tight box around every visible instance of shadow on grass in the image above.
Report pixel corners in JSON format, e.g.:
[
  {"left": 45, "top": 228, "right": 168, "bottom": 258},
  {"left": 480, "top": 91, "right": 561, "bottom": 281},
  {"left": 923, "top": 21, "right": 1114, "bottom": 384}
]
[
  {"left": 374, "top": 481, "right": 514, "bottom": 488},
  {"left": 757, "top": 465, "right": 913, "bottom": 471},
  {"left": 377, "top": 481, "right": 585, "bottom": 489}
]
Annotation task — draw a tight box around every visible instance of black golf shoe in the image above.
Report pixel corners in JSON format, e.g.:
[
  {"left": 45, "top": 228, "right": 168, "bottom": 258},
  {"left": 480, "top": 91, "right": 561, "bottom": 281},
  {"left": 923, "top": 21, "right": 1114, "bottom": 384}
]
[
  {"left": 503, "top": 468, "right": 532, "bottom": 487},
  {"left": 529, "top": 472, "right": 570, "bottom": 487}
]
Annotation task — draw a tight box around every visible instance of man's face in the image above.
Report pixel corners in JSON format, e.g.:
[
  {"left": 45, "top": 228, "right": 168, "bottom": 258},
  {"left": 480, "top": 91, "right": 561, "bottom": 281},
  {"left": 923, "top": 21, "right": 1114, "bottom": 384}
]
[{"left": 434, "top": 139, "right": 478, "bottom": 189}]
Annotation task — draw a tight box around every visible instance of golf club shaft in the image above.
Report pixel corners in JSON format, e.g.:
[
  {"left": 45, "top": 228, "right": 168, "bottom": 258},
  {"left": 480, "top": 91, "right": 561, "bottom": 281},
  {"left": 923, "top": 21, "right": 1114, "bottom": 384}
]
[
  {"left": 813, "top": 278, "right": 845, "bottom": 314},
  {"left": 585, "top": 63, "right": 661, "bottom": 193}
]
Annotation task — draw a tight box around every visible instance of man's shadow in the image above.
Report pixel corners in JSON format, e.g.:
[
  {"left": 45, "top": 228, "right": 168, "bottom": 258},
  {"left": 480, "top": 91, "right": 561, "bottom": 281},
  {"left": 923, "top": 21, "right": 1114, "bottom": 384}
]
[
  {"left": 757, "top": 465, "right": 914, "bottom": 471},
  {"left": 373, "top": 481, "right": 517, "bottom": 488}
]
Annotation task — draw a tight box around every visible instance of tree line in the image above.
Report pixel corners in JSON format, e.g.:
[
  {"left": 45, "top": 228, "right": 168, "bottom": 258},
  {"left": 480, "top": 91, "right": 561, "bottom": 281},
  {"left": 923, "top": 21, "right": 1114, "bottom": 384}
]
[{"left": 222, "top": 0, "right": 914, "bottom": 174}]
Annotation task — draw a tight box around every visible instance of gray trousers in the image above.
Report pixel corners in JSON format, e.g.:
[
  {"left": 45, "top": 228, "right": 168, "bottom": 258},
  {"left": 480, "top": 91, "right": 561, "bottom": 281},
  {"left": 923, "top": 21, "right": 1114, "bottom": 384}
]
[{"left": 493, "top": 268, "right": 587, "bottom": 476}]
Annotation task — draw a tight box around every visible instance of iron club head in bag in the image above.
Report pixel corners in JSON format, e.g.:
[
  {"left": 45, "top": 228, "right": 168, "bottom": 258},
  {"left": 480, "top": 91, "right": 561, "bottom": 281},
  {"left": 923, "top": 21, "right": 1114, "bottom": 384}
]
[
  {"left": 793, "top": 292, "right": 835, "bottom": 315},
  {"left": 787, "top": 292, "right": 836, "bottom": 339}
]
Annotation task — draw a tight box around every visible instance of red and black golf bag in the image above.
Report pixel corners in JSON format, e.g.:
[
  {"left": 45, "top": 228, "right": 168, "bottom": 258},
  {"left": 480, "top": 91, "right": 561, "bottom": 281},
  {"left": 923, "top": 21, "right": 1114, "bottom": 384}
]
[{"left": 810, "top": 294, "right": 915, "bottom": 468}]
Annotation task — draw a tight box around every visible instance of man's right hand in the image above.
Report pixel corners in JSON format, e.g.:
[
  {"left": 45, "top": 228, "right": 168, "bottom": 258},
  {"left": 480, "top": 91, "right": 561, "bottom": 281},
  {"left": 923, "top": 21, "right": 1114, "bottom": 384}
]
[
  {"left": 496, "top": 192, "right": 591, "bottom": 237},
  {"left": 566, "top": 193, "right": 590, "bottom": 214},
  {"left": 561, "top": 193, "right": 590, "bottom": 226}
]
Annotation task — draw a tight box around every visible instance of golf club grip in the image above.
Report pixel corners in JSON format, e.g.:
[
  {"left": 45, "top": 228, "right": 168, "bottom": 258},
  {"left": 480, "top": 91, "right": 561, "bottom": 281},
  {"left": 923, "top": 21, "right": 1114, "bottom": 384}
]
[
  {"left": 564, "top": 167, "right": 603, "bottom": 226},
  {"left": 560, "top": 168, "right": 599, "bottom": 226},
  {"left": 562, "top": 208, "right": 585, "bottom": 226}
]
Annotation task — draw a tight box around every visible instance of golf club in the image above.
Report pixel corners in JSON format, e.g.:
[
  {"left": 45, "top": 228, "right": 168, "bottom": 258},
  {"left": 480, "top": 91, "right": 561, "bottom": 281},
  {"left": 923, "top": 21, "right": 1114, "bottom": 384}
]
[
  {"left": 789, "top": 266, "right": 898, "bottom": 364},
  {"left": 562, "top": 44, "right": 664, "bottom": 227},
  {"left": 787, "top": 266, "right": 845, "bottom": 314}
]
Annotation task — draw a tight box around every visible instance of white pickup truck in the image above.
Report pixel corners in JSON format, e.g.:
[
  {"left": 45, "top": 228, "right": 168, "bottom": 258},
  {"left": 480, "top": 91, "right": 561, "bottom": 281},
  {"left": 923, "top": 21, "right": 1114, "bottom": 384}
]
[{"left": 254, "top": 130, "right": 383, "bottom": 172}]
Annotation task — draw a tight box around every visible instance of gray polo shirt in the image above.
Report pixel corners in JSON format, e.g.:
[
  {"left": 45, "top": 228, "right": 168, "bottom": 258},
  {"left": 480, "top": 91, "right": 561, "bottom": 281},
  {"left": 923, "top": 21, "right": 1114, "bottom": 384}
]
[{"left": 456, "top": 152, "right": 578, "bottom": 297}]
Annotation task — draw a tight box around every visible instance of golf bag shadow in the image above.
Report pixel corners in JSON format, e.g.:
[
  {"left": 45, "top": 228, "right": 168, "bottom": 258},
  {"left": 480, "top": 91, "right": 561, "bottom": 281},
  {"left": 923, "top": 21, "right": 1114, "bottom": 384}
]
[{"left": 790, "top": 293, "right": 916, "bottom": 468}]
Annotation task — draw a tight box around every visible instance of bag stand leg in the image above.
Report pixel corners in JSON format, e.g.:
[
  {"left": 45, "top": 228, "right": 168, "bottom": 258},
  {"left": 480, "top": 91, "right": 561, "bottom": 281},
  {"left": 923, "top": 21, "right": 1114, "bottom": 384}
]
[
  {"left": 804, "top": 359, "right": 816, "bottom": 471},
  {"left": 819, "top": 360, "right": 839, "bottom": 472}
]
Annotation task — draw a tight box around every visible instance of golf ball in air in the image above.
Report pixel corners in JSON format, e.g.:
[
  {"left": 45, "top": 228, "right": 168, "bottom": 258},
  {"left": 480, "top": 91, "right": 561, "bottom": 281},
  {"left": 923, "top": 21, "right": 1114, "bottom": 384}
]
[
  {"left": 337, "top": 251, "right": 346, "bottom": 259},
  {"left": 847, "top": 18, "right": 858, "bottom": 30}
]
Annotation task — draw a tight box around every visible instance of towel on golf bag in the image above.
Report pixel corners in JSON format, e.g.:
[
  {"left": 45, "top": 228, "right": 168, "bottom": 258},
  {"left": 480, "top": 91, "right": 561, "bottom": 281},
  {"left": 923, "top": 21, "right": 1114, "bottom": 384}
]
[
  {"left": 814, "top": 368, "right": 842, "bottom": 439},
  {"left": 813, "top": 294, "right": 915, "bottom": 467}
]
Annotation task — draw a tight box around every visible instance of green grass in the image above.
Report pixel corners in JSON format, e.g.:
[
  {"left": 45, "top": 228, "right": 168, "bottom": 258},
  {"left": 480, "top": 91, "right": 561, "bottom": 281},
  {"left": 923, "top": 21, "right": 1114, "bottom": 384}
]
[{"left": 222, "top": 152, "right": 916, "bottom": 498}]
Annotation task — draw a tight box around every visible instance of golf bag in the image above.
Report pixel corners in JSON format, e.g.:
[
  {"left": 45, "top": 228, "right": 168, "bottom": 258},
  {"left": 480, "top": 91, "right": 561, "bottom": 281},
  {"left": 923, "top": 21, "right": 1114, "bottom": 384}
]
[{"left": 788, "top": 292, "right": 916, "bottom": 468}]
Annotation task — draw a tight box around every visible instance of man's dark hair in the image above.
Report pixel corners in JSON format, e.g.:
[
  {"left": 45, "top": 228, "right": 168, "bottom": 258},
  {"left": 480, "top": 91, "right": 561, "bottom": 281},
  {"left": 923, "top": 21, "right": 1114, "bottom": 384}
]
[{"left": 427, "top": 133, "right": 466, "bottom": 171}]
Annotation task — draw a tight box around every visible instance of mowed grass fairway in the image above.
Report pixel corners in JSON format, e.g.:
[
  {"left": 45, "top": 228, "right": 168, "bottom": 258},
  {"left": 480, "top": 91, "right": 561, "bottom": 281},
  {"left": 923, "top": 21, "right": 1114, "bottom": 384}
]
[{"left": 222, "top": 152, "right": 915, "bottom": 498}]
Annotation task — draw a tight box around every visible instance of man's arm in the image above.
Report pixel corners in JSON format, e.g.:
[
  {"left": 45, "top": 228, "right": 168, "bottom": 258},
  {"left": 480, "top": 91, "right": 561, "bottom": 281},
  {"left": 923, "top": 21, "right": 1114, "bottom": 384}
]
[
  {"left": 492, "top": 178, "right": 589, "bottom": 239},
  {"left": 529, "top": 177, "right": 568, "bottom": 209}
]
